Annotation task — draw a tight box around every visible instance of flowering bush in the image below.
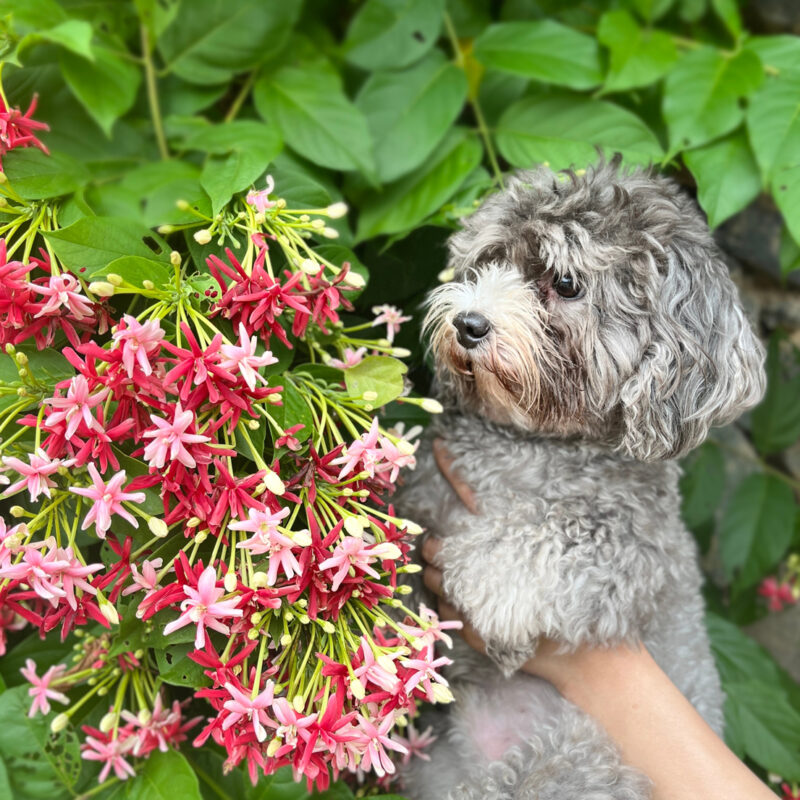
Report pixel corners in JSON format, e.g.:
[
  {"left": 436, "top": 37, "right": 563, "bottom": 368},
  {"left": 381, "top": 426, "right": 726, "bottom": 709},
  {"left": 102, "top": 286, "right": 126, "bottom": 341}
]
[{"left": 1, "top": 0, "right": 799, "bottom": 797}]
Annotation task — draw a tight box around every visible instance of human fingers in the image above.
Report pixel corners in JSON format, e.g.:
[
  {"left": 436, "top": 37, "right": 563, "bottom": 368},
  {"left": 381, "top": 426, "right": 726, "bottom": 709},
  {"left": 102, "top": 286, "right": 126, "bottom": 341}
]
[
  {"left": 438, "top": 599, "right": 486, "bottom": 654},
  {"left": 433, "top": 438, "right": 479, "bottom": 515},
  {"left": 421, "top": 536, "right": 443, "bottom": 567},
  {"left": 422, "top": 564, "right": 444, "bottom": 597}
]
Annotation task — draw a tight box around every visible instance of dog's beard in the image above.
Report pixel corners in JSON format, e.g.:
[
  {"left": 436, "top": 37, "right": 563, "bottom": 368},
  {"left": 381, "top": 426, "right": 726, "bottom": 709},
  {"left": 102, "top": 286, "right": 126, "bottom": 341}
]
[{"left": 424, "top": 265, "right": 583, "bottom": 431}]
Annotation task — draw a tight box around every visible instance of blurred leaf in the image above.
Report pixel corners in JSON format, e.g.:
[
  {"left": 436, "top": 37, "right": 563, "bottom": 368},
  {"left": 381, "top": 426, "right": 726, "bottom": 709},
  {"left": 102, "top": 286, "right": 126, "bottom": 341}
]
[
  {"left": 2, "top": 149, "right": 89, "bottom": 200},
  {"left": 182, "top": 121, "right": 283, "bottom": 214},
  {"left": 343, "top": 0, "right": 444, "bottom": 71},
  {"left": 663, "top": 47, "right": 763, "bottom": 153},
  {"left": 94, "top": 254, "right": 172, "bottom": 289},
  {"left": 597, "top": 10, "right": 677, "bottom": 94},
  {"left": 719, "top": 473, "right": 795, "bottom": 588},
  {"left": 312, "top": 785, "right": 356, "bottom": 800},
  {"left": 344, "top": 356, "right": 408, "bottom": 406},
  {"left": 46, "top": 217, "right": 170, "bottom": 274},
  {"left": 473, "top": 20, "right": 602, "bottom": 90},
  {"left": 0, "top": 687, "right": 80, "bottom": 798},
  {"left": 683, "top": 130, "right": 761, "bottom": 228},
  {"left": 356, "top": 50, "right": 468, "bottom": 183},
  {"left": 247, "top": 766, "right": 310, "bottom": 800},
  {"left": 678, "top": 0, "right": 707, "bottom": 22},
  {"left": 723, "top": 681, "right": 800, "bottom": 780},
  {"left": 710, "top": 0, "right": 742, "bottom": 39},
  {"left": 269, "top": 153, "right": 334, "bottom": 208},
  {"left": 629, "top": 0, "right": 675, "bottom": 21},
  {"left": 751, "top": 336, "right": 800, "bottom": 454},
  {"left": 496, "top": 93, "right": 663, "bottom": 170},
  {"left": 60, "top": 45, "right": 141, "bottom": 136},
  {"left": 15, "top": 19, "right": 94, "bottom": 62},
  {"left": 773, "top": 163, "right": 800, "bottom": 246},
  {"left": 748, "top": 71, "right": 800, "bottom": 182},
  {"left": 745, "top": 35, "right": 800, "bottom": 75},
  {"left": 779, "top": 226, "right": 800, "bottom": 276},
  {"left": 355, "top": 128, "right": 482, "bottom": 240},
  {"left": 679, "top": 442, "right": 726, "bottom": 530},
  {"left": 0, "top": 0, "right": 68, "bottom": 27},
  {"left": 124, "top": 750, "right": 203, "bottom": 800},
  {"left": 158, "top": 0, "right": 301, "bottom": 85},
  {"left": 254, "top": 61, "right": 375, "bottom": 176}
]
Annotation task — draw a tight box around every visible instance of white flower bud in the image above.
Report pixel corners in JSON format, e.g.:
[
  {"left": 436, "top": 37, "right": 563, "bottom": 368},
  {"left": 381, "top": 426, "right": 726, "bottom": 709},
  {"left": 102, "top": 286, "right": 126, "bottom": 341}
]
[
  {"left": 310, "top": 218, "right": 325, "bottom": 229},
  {"left": 300, "top": 258, "right": 319, "bottom": 275},
  {"left": 344, "top": 517, "right": 366, "bottom": 538},
  {"left": 322, "top": 227, "right": 339, "bottom": 239},
  {"left": 292, "top": 696, "right": 305, "bottom": 712},
  {"left": 280, "top": 633, "right": 292, "bottom": 646},
  {"left": 397, "top": 440, "right": 416, "bottom": 456},
  {"left": 224, "top": 572, "right": 238, "bottom": 593},
  {"left": 186, "top": 517, "right": 201, "bottom": 528},
  {"left": 421, "top": 398, "right": 444, "bottom": 414},
  {"left": 377, "top": 654, "right": 397, "bottom": 674},
  {"left": 157, "top": 224, "right": 174, "bottom": 234},
  {"left": 402, "top": 520, "right": 423, "bottom": 535},
  {"left": 402, "top": 563, "right": 422, "bottom": 573},
  {"left": 51, "top": 713, "right": 70, "bottom": 733},
  {"left": 394, "top": 584, "right": 413, "bottom": 594},
  {"left": 251, "top": 571, "right": 269, "bottom": 588},
  {"left": 392, "top": 347, "right": 411, "bottom": 357},
  {"left": 170, "top": 250, "right": 181, "bottom": 267},
  {"left": 176, "top": 199, "right": 190, "bottom": 211},
  {"left": 193, "top": 228, "right": 212, "bottom": 245},
  {"left": 138, "top": 709, "right": 152, "bottom": 725},
  {"left": 98, "top": 597, "right": 120, "bottom": 626},
  {"left": 326, "top": 201, "right": 348, "bottom": 219},
  {"left": 438, "top": 266, "right": 455, "bottom": 283},
  {"left": 147, "top": 517, "right": 169, "bottom": 538},
  {"left": 320, "top": 620, "right": 336, "bottom": 634},
  {"left": 292, "top": 529, "right": 311, "bottom": 547},
  {"left": 263, "top": 470, "right": 285, "bottom": 496},
  {"left": 267, "top": 737, "right": 281, "bottom": 757},
  {"left": 106, "top": 273, "right": 123, "bottom": 286},
  {"left": 349, "top": 678, "right": 366, "bottom": 700},
  {"left": 9, "top": 506, "right": 25, "bottom": 518},
  {"left": 432, "top": 684, "right": 454, "bottom": 704},
  {"left": 99, "top": 712, "right": 116, "bottom": 733},
  {"left": 362, "top": 390, "right": 378, "bottom": 403},
  {"left": 343, "top": 271, "right": 365, "bottom": 288},
  {"left": 142, "top": 279, "right": 155, "bottom": 290},
  {"left": 88, "top": 281, "right": 115, "bottom": 297}
]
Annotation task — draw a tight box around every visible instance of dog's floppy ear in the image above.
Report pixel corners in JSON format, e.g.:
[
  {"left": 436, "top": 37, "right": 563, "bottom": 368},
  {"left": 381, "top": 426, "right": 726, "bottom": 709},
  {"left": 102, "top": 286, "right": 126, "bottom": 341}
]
[{"left": 618, "top": 236, "right": 765, "bottom": 461}]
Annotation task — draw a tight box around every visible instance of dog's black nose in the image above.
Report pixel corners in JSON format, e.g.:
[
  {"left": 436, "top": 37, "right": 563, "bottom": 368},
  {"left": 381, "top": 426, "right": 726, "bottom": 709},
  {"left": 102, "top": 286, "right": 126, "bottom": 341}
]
[{"left": 453, "top": 311, "right": 491, "bottom": 349}]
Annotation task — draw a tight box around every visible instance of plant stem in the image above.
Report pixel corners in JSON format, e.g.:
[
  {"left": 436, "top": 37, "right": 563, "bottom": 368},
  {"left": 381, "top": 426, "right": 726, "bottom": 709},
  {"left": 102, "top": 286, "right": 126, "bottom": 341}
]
[
  {"left": 225, "top": 71, "right": 257, "bottom": 123},
  {"left": 443, "top": 12, "right": 504, "bottom": 188},
  {"left": 141, "top": 25, "right": 169, "bottom": 160}
]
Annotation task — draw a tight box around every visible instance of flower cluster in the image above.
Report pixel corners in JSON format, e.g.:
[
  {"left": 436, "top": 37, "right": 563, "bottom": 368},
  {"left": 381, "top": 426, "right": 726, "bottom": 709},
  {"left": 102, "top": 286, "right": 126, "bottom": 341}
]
[
  {"left": 759, "top": 555, "right": 800, "bottom": 613},
  {"left": 0, "top": 149, "right": 449, "bottom": 793}
]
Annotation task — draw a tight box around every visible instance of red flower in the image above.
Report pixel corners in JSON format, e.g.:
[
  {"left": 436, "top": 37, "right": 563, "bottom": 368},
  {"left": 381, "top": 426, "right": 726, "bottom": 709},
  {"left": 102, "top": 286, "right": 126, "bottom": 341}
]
[{"left": 0, "top": 93, "right": 49, "bottom": 167}]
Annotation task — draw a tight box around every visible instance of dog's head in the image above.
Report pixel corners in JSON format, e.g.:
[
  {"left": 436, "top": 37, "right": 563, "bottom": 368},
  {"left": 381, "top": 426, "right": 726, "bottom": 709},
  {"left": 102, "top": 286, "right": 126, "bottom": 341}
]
[{"left": 424, "top": 160, "right": 766, "bottom": 461}]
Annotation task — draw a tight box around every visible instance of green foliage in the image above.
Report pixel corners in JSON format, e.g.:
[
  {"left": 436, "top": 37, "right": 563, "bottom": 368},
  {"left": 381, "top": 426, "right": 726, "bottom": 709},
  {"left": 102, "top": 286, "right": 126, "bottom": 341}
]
[{"left": 3, "top": 0, "right": 800, "bottom": 793}]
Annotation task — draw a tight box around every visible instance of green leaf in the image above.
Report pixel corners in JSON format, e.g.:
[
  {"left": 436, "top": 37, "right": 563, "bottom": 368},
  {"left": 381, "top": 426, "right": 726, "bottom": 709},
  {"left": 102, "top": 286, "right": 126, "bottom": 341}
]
[
  {"left": 630, "top": 0, "right": 675, "bottom": 21},
  {"left": 247, "top": 766, "right": 310, "bottom": 800},
  {"left": 269, "top": 153, "right": 333, "bottom": 208},
  {"left": 312, "top": 785, "right": 356, "bottom": 800},
  {"left": 155, "top": 645, "right": 212, "bottom": 688},
  {"left": 473, "top": 20, "right": 602, "bottom": 90},
  {"left": 679, "top": 442, "right": 726, "bottom": 529},
  {"left": 663, "top": 47, "right": 763, "bottom": 153},
  {"left": 779, "top": 226, "right": 800, "bottom": 276},
  {"left": 343, "top": 0, "right": 444, "bottom": 71},
  {"left": 723, "top": 681, "right": 800, "bottom": 779},
  {"left": 495, "top": 93, "right": 663, "bottom": 170},
  {"left": 772, "top": 163, "right": 800, "bottom": 246},
  {"left": 0, "top": 0, "right": 67, "bottom": 28},
  {"left": 344, "top": 356, "right": 408, "bottom": 406},
  {"left": 125, "top": 750, "right": 203, "bottom": 800},
  {"left": 751, "top": 335, "right": 800, "bottom": 454},
  {"left": 183, "top": 121, "right": 283, "bottom": 215},
  {"left": 45, "top": 217, "right": 170, "bottom": 273},
  {"left": 60, "top": 45, "right": 141, "bottom": 137},
  {"left": 95, "top": 254, "right": 172, "bottom": 289},
  {"left": 2, "top": 149, "right": 90, "bottom": 200},
  {"left": 710, "top": 0, "right": 742, "bottom": 40},
  {"left": 0, "top": 345, "right": 73, "bottom": 385},
  {"left": 356, "top": 50, "right": 468, "bottom": 183},
  {"left": 683, "top": 130, "right": 761, "bottom": 227},
  {"left": 255, "top": 61, "right": 375, "bottom": 176},
  {"left": 270, "top": 379, "right": 313, "bottom": 442},
  {"left": 16, "top": 19, "right": 94, "bottom": 61},
  {"left": 356, "top": 128, "right": 482, "bottom": 240},
  {"left": 745, "top": 35, "right": 800, "bottom": 75},
  {"left": 719, "top": 472, "right": 796, "bottom": 588},
  {"left": 158, "top": 0, "right": 301, "bottom": 85},
  {"left": 596, "top": 10, "right": 677, "bottom": 94},
  {"left": 747, "top": 71, "right": 800, "bottom": 181},
  {"left": 0, "top": 687, "right": 81, "bottom": 798}
]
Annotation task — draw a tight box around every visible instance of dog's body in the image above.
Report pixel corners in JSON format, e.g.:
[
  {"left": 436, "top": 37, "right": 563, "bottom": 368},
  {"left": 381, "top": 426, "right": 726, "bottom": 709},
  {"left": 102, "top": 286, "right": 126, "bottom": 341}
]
[{"left": 396, "top": 162, "right": 765, "bottom": 799}]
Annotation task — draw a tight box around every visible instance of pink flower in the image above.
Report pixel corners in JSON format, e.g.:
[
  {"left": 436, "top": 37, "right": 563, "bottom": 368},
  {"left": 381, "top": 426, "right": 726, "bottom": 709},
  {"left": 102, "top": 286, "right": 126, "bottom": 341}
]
[
  {"left": 111, "top": 315, "right": 164, "bottom": 377},
  {"left": 2, "top": 448, "right": 73, "bottom": 501},
  {"left": 230, "top": 507, "right": 301, "bottom": 585},
  {"left": 352, "top": 636, "right": 402, "bottom": 694},
  {"left": 70, "top": 464, "right": 146, "bottom": 539},
  {"left": 318, "top": 537, "right": 401, "bottom": 592},
  {"left": 0, "top": 93, "right": 49, "bottom": 167},
  {"left": 20, "top": 659, "right": 69, "bottom": 717},
  {"left": 56, "top": 544, "right": 102, "bottom": 609},
  {"left": 397, "top": 603, "right": 462, "bottom": 650},
  {"left": 222, "top": 680, "right": 275, "bottom": 742},
  {"left": 393, "top": 723, "right": 436, "bottom": 764},
  {"left": 329, "top": 347, "right": 366, "bottom": 369},
  {"left": 122, "top": 558, "right": 162, "bottom": 596},
  {"left": 162, "top": 566, "right": 243, "bottom": 649},
  {"left": 142, "top": 402, "right": 211, "bottom": 469},
  {"left": 81, "top": 733, "right": 136, "bottom": 782},
  {"left": 331, "top": 416, "right": 382, "bottom": 479},
  {"left": 218, "top": 322, "right": 277, "bottom": 390},
  {"left": 371, "top": 304, "right": 411, "bottom": 343},
  {"left": 759, "top": 576, "right": 797, "bottom": 612},
  {"left": 401, "top": 646, "right": 452, "bottom": 702},
  {"left": 33, "top": 273, "right": 93, "bottom": 319},
  {"left": 44, "top": 375, "right": 109, "bottom": 439},
  {"left": 0, "top": 540, "right": 70, "bottom": 604},
  {"left": 246, "top": 175, "right": 276, "bottom": 212},
  {"left": 269, "top": 697, "right": 317, "bottom": 755},
  {"left": 355, "top": 712, "right": 407, "bottom": 778},
  {"left": 377, "top": 435, "right": 417, "bottom": 483}
]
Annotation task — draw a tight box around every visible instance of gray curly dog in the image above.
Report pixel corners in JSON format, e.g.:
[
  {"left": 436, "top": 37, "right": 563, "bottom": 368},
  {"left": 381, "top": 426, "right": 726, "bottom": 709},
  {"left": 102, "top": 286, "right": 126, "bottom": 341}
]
[{"left": 396, "top": 160, "right": 766, "bottom": 799}]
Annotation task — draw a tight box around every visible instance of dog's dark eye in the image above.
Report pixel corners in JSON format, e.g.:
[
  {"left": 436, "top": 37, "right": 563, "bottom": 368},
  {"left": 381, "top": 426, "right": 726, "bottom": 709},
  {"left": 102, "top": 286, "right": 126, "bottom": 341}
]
[{"left": 553, "top": 274, "right": 582, "bottom": 299}]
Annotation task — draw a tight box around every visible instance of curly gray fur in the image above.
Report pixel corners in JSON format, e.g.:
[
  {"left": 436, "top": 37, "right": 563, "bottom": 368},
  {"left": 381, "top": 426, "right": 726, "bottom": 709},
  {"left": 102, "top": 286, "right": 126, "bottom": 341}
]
[{"left": 397, "top": 161, "right": 766, "bottom": 799}]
